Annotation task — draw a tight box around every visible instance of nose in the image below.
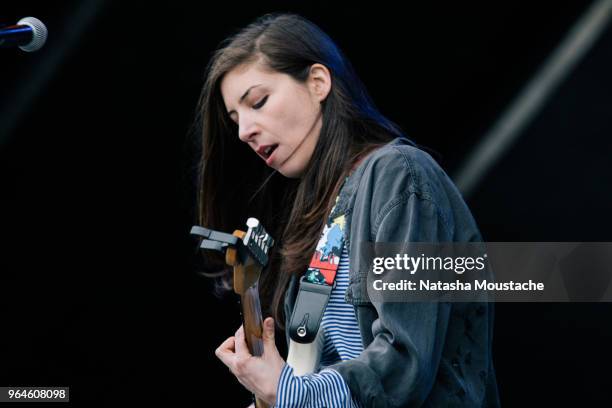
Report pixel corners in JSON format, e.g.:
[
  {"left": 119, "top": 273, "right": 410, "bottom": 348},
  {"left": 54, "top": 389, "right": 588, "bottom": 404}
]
[{"left": 238, "top": 114, "right": 258, "bottom": 143}]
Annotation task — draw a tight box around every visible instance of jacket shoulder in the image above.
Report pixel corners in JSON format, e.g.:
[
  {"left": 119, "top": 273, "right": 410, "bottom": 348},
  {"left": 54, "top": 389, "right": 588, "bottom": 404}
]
[{"left": 360, "top": 140, "right": 448, "bottom": 201}]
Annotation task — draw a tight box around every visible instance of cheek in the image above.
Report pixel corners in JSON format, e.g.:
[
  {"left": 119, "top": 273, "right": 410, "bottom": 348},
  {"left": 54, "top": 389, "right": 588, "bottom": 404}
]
[
  {"left": 266, "top": 102, "right": 298, "bottom": 135},
  {"left": 270, "top": 95, "right": 316, "bottom": 140}
]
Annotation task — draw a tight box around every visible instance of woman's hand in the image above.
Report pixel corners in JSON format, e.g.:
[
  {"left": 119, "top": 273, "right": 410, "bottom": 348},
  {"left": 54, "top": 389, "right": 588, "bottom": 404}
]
[{"left": 216, "top": 317, "right": 285, "bottom": 406}]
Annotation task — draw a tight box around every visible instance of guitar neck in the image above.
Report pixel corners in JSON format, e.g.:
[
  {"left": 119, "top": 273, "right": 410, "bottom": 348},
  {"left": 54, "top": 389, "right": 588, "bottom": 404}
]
[
  {"left": 240, "top": 284, "right": 269, "bottom": 408},
  {"left": 240, "top": 282, "right": 265, "bottom": 357}
]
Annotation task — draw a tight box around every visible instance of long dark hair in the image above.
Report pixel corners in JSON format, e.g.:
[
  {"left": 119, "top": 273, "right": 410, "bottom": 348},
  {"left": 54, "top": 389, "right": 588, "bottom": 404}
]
[{"left": 195, "top": 13, "right": 406, "bottom": 327}]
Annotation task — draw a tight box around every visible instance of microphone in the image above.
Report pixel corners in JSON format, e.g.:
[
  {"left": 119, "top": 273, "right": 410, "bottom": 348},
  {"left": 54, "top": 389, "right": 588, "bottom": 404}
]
[{"left": 0, "top": 17, "right": 47, "bottom": 52}]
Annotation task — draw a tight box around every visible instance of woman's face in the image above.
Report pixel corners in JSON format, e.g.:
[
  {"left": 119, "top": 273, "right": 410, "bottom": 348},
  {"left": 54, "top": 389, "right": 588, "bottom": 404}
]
[{"left": 220, "top": 61, "right": 331, "bottom": 178}]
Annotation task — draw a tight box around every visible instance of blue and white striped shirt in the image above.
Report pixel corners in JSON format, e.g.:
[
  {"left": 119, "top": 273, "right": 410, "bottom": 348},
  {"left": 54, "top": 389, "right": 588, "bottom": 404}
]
[{"left": 274, "top": 246, "right": 363, "bottom": 407}]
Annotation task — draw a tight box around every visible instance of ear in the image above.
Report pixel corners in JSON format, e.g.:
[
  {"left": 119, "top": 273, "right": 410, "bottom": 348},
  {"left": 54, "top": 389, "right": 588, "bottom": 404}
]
[{"left": 307, "top": 63, "right": 332, "bottom": 103}]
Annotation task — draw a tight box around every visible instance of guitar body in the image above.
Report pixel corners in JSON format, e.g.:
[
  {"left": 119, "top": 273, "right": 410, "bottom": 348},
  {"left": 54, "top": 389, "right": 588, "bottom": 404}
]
[{"left": 286, "top": 331, "right": 325, "bottom": 376}]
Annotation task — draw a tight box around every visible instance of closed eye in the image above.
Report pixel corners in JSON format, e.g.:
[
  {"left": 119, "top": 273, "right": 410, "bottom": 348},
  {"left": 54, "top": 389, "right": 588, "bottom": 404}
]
[{"left": 253, "top": 95, "right": 268, "bottom": 110}]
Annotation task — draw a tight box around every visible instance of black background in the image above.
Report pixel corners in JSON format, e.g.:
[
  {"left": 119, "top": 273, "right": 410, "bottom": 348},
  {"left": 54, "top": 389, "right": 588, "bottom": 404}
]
[{"left": 1, "top": 1, "right": 611, "bottom": 406}]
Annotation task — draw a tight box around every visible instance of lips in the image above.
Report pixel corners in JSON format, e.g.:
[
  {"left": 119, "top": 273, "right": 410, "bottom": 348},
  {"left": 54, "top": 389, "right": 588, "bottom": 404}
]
[{"left": 256, "top": 144, "right": 279, "bottom": 162}]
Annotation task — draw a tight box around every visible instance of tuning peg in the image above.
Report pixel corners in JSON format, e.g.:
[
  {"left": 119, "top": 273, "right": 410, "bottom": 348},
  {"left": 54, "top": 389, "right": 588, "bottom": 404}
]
[
  {"left": 199, "top": 239, "right": 227, "bottom": 252},
  {"left": 246, "top": 218, "right": 260, "bottom": 228}
]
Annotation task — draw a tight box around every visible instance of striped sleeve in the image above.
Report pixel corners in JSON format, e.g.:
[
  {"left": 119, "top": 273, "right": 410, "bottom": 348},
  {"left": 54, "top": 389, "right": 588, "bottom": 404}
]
[{"left": 273, "top": 363, "right": 360, "bottom": 408}]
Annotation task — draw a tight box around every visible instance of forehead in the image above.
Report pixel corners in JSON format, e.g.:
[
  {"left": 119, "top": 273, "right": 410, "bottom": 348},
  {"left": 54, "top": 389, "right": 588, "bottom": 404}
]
[{"left": 220, "top": 63, "right": 285, "bottom": 107}]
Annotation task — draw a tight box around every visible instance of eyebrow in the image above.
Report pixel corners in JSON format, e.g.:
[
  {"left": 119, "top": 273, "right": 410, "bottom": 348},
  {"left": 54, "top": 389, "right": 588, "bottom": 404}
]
[{"left": 227, "top": 84, "right": 262, "bottom": 115}]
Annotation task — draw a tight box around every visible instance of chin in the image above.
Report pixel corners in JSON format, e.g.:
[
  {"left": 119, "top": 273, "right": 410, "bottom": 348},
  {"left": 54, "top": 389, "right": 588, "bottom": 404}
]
[
  {"left": 277, "top": 163, "right": 304, "bottom": 179},
  {"left": 279, "top": 170, "right": 302, "bottom": 179}
]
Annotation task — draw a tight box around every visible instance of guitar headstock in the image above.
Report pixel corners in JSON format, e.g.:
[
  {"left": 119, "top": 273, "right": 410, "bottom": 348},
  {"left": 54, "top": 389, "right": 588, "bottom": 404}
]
[
  {"left": 242, "top": 217, "right": 275, "bottom": 268},
  {"left": 190, "top": 217, "right": 275, "bottom": 295}
]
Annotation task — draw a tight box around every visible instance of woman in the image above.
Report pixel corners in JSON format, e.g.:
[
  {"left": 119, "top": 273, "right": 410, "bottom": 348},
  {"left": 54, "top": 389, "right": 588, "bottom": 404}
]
[{"left": 196, "top": 12, "right": 500, "bottom": 407}]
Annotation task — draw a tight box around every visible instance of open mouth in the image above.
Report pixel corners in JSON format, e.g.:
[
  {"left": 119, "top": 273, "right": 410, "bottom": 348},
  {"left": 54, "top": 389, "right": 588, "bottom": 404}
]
[{"left": 262, "top": 144, "right": 278, "bottom": 159}]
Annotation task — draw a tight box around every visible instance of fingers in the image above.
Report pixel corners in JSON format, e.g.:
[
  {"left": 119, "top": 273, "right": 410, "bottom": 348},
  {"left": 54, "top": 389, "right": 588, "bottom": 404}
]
[
  {"left": 263, "top": 317, "right": 276, "bottom": 352},
  {"left": 234, "top": 324, "right": 250, "bottom": 357},
  {"left": 215, "top": 324, "right": 283, "bottom": 402},
  {"left": 215, "top": 335, "right": 236, "bottom": 367}
]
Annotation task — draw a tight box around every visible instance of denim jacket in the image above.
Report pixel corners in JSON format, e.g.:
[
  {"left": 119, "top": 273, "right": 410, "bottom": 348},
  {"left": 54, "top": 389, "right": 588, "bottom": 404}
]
[{"left": 283, "top": 137, "right": 500, "bottom": 407}]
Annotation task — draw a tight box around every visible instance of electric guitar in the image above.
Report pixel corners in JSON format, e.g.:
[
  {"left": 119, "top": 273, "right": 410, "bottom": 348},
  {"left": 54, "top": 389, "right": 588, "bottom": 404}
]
[
  {"left": 191, "top": 218, "right": 274, "bottom": 408},
  {"left": 191, "top": 218, "right": 326, "bottom": 406}
]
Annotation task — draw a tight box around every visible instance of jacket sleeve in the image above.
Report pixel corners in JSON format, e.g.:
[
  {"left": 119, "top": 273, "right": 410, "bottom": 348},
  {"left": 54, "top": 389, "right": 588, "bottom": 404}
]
[{"left": 329, "top": 191, "right": 454, "bottom": 408}]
